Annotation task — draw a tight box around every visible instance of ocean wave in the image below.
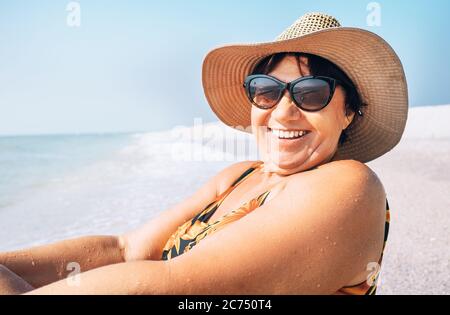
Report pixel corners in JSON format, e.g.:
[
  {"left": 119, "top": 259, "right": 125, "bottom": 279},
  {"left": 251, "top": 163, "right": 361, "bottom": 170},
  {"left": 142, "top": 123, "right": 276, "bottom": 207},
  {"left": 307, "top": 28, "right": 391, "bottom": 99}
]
[{"left": 0, "top": 129, "right": 236, "bottom": 251}]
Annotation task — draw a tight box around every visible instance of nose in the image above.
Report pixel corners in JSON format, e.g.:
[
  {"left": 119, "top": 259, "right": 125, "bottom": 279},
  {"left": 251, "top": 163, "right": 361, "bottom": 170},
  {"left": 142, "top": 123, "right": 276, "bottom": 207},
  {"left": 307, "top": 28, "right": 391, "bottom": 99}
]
[{"left": 270, "top": 89, "right": 302, "bottom": 122}]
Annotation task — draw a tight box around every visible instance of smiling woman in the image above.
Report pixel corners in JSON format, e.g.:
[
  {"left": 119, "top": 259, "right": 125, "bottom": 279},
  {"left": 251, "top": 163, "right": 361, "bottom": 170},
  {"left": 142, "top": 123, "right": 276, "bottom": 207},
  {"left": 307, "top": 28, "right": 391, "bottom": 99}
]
[
  {"left": 248, "top": 51, "right": 366, "bottom": 147},
  {"left": 248, "top": 53, "right": 362, "bottom": 174},
  {"left": 0, "top": 12, "right": 405, "bottom": 295}
]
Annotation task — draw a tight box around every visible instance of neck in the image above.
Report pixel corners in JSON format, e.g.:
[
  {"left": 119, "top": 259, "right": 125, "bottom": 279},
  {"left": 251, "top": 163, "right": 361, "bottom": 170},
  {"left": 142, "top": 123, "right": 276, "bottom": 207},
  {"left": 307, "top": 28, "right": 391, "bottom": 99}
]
[{"left": 259, "top": 147, "right": 338, "bottom": 179}]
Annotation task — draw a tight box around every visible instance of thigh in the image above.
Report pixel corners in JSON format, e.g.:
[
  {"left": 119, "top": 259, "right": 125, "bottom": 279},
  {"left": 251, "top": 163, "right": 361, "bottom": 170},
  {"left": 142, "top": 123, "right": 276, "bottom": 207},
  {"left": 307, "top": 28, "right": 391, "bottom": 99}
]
[{"left": 0, "top": 265, "right": 34, "bottom": 295}]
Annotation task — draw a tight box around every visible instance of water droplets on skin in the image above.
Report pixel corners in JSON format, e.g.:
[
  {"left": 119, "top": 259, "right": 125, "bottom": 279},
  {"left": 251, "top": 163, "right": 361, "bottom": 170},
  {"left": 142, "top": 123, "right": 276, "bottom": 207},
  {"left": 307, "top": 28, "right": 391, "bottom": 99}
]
[
  {"left": 352, "top": 192, "right": 362, "bottom": 203},
  {"left": 317, "top": 283, "right": 321, "bottom": 288},
  {"left": 31, "top": 260, "right": 36, "bottom": 267}
]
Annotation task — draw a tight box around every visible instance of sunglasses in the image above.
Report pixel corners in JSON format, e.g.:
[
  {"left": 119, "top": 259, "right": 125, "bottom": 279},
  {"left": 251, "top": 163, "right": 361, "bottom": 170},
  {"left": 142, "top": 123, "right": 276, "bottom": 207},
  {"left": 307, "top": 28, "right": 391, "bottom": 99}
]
[{"left": 243, "top": 74, "right": 340, "bottom": 111}]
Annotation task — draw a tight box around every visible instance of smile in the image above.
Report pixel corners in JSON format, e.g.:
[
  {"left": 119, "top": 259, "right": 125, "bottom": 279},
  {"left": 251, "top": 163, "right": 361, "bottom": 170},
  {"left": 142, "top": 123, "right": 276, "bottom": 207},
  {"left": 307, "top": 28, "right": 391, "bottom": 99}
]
[{"left": 269, "top": 128, "right": 310, "bottom": 139}]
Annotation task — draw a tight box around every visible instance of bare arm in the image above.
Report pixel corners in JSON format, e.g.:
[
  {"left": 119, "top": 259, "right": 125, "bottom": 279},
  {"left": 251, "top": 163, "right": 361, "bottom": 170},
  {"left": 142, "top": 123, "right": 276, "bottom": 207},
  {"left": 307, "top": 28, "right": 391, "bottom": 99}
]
[
  {"left": 26, "top": 160, "right": 387, "bottom": 295},
  {"left": 0, "top": 235, "right": 124, "bottom": 288},
  {"left": 1, "top": 161, "right": 254, "bottom": 289}
]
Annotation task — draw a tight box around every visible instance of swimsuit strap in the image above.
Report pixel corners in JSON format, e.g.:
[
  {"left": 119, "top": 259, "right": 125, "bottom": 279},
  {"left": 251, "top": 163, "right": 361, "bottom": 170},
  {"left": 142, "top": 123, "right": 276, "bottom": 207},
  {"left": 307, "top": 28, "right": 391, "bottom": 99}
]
[
  {"left": 161, "top": 161, "right": 264, "bottom": 260},
  {"left": 194, "top": 161, "right": 264, "bottom": 224}
]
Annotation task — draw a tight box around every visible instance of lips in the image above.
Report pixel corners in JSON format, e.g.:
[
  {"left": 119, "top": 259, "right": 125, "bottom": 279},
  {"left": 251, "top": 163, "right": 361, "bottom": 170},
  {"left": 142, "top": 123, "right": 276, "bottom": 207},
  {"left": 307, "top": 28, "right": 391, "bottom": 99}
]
[{"left": 268, "top": 127, "right": 311, "bottom": 140}]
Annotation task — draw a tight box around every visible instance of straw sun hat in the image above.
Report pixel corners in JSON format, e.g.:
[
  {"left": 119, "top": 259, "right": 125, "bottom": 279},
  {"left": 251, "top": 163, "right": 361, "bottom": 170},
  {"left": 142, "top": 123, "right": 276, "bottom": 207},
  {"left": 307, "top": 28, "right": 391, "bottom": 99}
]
[{"left": 202, "top": 12, "right": 408, "bottom": 163}]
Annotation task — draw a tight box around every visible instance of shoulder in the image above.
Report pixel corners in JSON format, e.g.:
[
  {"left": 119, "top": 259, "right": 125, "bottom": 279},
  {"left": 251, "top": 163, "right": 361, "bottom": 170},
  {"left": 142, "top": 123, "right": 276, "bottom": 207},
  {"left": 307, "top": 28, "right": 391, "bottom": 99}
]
[
  {"left": 281, "top": 159, "right": 387, "bottom": 249},
  {"left": 341, "top": 160, "right": 386, "bottom": 202},
  {"left": 283, "top": 158, "right": 387, "bottom": 257},
  {"left": 303, "top": 159, "right": 385, "bottom": 200},
  {"left": 318, "top": 159, "right": 377, "bottom": 177},
  {"left": 215, "top": 160, "right": 262, "bottom": 195},
  {"left": 278, "top": 160, "right": 387, "bottom": 287}
]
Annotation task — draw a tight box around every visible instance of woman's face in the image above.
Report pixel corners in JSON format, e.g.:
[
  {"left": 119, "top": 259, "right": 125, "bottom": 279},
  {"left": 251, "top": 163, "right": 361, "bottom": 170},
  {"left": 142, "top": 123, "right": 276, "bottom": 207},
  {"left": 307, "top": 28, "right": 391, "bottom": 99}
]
[{"left": 251, "top": 55, "right": 355, "bottom": 175}]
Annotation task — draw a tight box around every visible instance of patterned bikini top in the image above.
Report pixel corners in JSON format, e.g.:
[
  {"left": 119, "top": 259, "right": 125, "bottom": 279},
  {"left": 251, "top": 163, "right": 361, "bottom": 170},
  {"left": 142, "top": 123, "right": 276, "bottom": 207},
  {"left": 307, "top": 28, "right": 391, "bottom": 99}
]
[{"left": 161, "top": 161, "right": 390, "bottom": 295}]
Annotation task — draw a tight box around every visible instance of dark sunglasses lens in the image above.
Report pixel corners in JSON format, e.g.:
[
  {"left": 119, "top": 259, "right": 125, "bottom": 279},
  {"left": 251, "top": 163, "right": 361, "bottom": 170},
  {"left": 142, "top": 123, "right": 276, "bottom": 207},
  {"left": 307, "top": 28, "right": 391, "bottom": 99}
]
[
  {"left": 292, "top": 79, "right": 331, "bottom": 110},
  {"left": 248, "top": 77, "right": 282, "bottom": 109}
]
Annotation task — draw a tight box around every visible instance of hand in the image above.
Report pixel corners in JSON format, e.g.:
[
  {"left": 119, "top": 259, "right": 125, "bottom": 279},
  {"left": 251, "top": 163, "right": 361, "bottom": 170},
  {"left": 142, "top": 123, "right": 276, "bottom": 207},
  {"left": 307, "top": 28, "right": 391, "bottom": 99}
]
[{"left": 0, "top": 264, "right": 34, "bottom": 295}]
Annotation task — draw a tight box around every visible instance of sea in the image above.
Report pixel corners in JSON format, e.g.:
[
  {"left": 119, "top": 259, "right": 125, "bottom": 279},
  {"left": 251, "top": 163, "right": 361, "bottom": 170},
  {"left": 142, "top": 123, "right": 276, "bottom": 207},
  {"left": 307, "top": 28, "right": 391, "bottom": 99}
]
[{"left": 0, "top": 125, "right": 257, "bottom": 251}]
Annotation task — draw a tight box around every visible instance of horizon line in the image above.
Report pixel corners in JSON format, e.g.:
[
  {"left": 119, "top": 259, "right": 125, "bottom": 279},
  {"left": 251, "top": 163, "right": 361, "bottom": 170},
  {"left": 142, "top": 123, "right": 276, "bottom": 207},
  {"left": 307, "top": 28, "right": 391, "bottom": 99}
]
[{"left": 1, "top": 103, "right": 449, "bottom": 138}]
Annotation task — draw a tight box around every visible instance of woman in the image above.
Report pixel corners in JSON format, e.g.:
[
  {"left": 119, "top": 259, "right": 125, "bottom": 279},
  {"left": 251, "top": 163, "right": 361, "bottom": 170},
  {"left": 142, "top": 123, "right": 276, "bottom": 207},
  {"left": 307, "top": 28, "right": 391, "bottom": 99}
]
[{"left": 0, "top": 12, "right": 407, "bottom": 295}]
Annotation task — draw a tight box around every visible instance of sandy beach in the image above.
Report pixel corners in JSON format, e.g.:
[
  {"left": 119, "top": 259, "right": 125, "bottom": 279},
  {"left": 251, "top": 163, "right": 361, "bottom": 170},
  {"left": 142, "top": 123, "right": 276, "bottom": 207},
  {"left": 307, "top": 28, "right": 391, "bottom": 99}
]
[{"left": 366, "top": 105, "right": 450, "bottom": 294}]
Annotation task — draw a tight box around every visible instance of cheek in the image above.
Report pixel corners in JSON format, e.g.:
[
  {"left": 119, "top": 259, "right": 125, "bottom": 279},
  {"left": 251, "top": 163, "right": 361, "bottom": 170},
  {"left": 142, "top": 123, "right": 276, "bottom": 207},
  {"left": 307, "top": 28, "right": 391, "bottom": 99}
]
[
  {"left": 316, "top": 120, "right": 340, "bottom": 141},
  {"left": 331, "top": 87, "right": 348, "bottom": 125},
  {"left": 310, "top": 109, "right": 345, "bottom": 144},
  {"left": 251, "top": 107, "right": 270, "bottom": 134},
  {"left": 316, "top": 90, "right": 347, "bottom": 134}
]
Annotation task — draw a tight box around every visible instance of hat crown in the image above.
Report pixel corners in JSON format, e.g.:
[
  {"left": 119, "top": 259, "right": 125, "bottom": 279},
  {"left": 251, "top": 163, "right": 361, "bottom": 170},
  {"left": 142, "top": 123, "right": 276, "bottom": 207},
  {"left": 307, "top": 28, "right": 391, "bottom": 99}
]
[{"left": 276, "top": 12, "right": 341, "bottom": 41}]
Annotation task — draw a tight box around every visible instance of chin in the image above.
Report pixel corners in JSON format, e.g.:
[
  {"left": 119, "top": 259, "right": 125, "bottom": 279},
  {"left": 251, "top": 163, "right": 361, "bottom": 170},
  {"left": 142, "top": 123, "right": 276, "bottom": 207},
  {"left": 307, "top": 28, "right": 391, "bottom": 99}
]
[{"left": 265, "top": 152, "right": 309, "bottom": 171}]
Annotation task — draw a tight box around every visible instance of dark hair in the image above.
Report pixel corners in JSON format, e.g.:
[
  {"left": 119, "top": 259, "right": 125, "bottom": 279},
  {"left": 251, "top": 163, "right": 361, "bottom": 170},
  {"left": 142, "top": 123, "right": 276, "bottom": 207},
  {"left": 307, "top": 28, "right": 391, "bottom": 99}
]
[{"left": 250, "top": 52, "right": 367, "bottom": 146}]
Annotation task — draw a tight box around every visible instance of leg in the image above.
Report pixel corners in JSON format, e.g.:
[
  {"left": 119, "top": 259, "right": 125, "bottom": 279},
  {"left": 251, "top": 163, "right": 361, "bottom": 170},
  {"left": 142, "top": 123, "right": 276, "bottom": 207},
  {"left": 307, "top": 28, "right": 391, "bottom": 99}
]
[{"left": 0, "top": 264, "right": 34, "bottom": 295}]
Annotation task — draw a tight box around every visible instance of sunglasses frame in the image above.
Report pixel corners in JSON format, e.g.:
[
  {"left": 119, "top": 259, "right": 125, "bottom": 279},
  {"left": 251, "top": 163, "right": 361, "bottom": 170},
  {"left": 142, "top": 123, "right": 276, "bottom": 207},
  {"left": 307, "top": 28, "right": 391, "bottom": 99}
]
[{"left": 243, "top": 74, "right": 340, "bottom": 112}]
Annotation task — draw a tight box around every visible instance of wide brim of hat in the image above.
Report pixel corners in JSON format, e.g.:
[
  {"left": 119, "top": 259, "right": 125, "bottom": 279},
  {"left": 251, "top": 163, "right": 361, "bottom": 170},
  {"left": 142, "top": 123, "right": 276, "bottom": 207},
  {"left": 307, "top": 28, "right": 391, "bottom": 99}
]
[{"left": 202, "top": 27, "right": 409, "bottom": 163}]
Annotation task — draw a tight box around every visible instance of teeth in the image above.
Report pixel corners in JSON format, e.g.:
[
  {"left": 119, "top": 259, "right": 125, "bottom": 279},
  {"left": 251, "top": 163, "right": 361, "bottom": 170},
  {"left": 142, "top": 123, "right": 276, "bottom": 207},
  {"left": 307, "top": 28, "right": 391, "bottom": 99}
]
[{"left": 271, "top": 129, "right": 308, "bottom": 139}]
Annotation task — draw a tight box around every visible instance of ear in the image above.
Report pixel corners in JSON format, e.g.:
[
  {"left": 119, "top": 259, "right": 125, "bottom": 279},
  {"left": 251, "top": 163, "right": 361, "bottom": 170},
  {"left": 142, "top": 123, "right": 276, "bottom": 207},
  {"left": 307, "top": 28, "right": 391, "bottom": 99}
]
[{"left": 343, "top": 108, "right": 356, "bottom": 130}]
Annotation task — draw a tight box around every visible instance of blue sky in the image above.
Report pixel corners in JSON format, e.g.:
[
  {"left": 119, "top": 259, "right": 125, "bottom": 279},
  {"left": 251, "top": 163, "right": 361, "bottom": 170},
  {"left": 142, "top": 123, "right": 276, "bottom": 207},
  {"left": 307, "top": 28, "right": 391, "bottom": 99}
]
[{"left": 0, "top": 0, "right": 449, "bottom": 135}]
